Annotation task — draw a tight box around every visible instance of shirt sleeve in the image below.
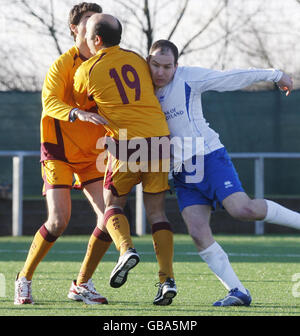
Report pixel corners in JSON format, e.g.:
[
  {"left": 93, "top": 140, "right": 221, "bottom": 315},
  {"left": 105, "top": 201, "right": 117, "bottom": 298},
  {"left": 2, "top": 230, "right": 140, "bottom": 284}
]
[
  {"left": 73, "top": 64, "right": 95, "bottom": 111},
  {"left": 41, "top": 58, "right": 74, "bottom": 121},
  {"left": 179, "top": 66, "right": 283, "bottom": 93}
]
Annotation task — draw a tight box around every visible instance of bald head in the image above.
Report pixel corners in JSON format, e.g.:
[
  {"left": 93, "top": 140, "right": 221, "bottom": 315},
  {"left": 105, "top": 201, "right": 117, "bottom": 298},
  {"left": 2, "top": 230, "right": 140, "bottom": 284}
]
[
  {"left": 88, "top": 13, "right": 119, "bottom": 29},
  {"left": 85, "top": 13, "right": 122, "bottom": 54}
]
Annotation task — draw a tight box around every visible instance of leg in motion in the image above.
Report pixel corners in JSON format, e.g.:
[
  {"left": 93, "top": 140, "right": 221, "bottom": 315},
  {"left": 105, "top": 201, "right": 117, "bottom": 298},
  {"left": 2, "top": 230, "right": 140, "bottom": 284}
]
[
  {"left": 223, "top": 191, "right": 300, "bottom": 230},
  {"left": 182, "top": 204, "right": 251, "bottom": 306},
  {"left": 68, "top": 180, "right": 111, "bottom": 304},
  {"left": 144, "top": 191, "right": 177, "bottom": 306},
  {"left": 104, "top": 190, "right": 139, "bottom": 288},
  {"left": 15, "top": 189, "right": 71, "bottom": 305}
]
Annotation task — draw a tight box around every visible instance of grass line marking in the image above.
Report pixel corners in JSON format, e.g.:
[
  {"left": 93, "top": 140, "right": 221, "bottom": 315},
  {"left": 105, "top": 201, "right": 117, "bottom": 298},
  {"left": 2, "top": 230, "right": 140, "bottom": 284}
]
[{"left": 1, "top": 249, "right": 300, "bottom": 258}]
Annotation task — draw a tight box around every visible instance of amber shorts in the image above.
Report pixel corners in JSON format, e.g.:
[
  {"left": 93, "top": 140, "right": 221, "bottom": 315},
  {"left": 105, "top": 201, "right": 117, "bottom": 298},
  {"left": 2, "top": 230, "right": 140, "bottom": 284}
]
[
  {"left": 41, "top": 159, "right": 104, "bottom": 195},
  {"left": 104, "top": 153, "right": 170, "bottom": 196}
]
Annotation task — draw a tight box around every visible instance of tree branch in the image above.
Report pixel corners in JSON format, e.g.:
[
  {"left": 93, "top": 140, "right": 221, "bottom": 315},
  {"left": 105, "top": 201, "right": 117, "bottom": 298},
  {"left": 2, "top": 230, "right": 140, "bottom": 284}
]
[
  {"left": 143, "top": 0, "right": 153, "bottom": 52},
  {"left": 179, "top": 2, "right": 226, "bottom": 58},
  {"left": 250, "top": 25, "right": 274, "bottom": 68},
  {"left": 167, "top": 0, "right": 189, "bottom": 40},
  {"left": 20, "top": 0, "right": 63, "bottom": 55},
  {"left": 115, "top": 0, "right": 146, "bottom": 31}
]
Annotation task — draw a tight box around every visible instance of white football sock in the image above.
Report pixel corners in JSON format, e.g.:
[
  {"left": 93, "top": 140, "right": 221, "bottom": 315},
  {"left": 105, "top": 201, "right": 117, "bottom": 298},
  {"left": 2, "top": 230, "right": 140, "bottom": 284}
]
[
  {"left": 264, "top": 200, "right": 300, "bottom": 230},
  {"left": 199, "top": 241, "right": 247, "bottom": 294}
]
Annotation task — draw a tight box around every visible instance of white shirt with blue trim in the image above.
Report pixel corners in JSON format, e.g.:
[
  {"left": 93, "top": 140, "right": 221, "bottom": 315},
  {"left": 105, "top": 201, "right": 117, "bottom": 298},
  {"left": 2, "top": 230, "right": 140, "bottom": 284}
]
[{"left": 155, "top": 66, "right": 283, "bottom": 173}]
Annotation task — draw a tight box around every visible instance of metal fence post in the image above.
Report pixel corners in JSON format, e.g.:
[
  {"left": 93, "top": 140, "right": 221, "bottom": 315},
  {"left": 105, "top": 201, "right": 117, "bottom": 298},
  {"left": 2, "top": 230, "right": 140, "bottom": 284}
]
[
  {"left": 12, "top": 155, "right": 23, "bottom": 236},
  {"left": 135, "top": 183, "right": 146, "bottom": 236},
  {"left": 254, "top": 156, "right": 264, "bottom": 235},
  {"left": 0, "top": 151, "right": 299, "bottom": 237}
]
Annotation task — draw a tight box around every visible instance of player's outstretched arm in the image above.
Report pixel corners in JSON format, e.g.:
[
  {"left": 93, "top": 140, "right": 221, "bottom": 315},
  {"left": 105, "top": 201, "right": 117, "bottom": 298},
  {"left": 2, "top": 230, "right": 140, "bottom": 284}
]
[{"left": 277, "top": 72, "right": 293, "bottom": 96}]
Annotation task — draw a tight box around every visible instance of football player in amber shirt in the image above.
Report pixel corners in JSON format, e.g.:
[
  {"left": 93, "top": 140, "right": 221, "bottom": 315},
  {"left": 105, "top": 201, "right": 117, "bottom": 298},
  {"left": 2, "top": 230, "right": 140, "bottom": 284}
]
[
  {"left": 15, "top": 3, "right": 111, "bottom": 306},
  {"left": 73, "top": 14, "right": 177, "bottom": 306}
]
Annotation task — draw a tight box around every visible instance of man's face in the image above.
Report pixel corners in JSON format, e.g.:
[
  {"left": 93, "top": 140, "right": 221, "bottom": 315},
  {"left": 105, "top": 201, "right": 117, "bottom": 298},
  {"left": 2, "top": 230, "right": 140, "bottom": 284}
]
[
  {"left": 73, "top": 11, "right": 96, "bottom": 43},
  {"left": 85, "top": 15, "right": 100, "bottom": 55},
  {"left": 148, "top": 49, "right": 177, "bottom": 89}
]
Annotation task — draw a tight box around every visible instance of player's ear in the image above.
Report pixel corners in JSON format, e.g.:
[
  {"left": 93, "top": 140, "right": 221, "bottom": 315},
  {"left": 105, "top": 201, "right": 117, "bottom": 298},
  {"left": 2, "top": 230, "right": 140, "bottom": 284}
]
[
  {"left": 146, "top": 55, "right": 151, "bottom": 64},
  {"left": 95, "top": 35, "right": 102, "bottom": 46},
  {"left": 69, "top": 24, "right": 78, "bottom": 36}
]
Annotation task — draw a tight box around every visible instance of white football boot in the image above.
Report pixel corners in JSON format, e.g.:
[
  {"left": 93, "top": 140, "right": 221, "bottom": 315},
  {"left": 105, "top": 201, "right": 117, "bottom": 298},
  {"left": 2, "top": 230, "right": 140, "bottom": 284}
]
[
  {"left": 68, "top": 279, "right": 108, "bottom": 304},
  {"left": 153, "top": 277, "right": 177, "bottom": 306},
  {"left": 14, "top": 273, "right": 34, "bottom": 305},
  {"left": 109, "top": 248, "right": 140, "bottom": 288}
]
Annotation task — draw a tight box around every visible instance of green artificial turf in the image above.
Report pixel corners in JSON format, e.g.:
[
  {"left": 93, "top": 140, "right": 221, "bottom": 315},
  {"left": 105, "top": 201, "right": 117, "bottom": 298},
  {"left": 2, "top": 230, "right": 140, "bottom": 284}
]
[{"left": 1, "top": 234, "right": 300, "bottom": 316}]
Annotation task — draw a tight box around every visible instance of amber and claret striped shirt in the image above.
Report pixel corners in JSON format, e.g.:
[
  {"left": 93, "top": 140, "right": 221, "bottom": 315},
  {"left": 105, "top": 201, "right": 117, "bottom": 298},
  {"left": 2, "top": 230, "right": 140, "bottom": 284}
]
[
  {"left": 73, "top": 46, "right": 170, "bottom": 141},
  {"left": 41, "top": 45, "right": 106, "bottom": 164}
]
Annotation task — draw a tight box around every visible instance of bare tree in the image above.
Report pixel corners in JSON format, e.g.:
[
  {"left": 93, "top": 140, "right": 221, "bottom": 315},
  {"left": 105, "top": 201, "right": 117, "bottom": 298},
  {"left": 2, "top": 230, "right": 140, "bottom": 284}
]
[
  {"left": 112, "top": 0, "right": 274, "bottom": 71},
  {"left": 114, "top": 0, "right": 227, "bottom": 58},
  {"left": 17, "top": 0, "right": 66, "bottom": 56},
  {"left": 178, "top": 1, "right": 227, "bottom": 58},
  {"left": 0, "top": 0, "right": 73, "bottom": 91},
  {"left": 20, "top": 0, "right": 62, "bottom": 55},
  {"left": 1, "top": 0, "right": 299, "bottom": 91}
]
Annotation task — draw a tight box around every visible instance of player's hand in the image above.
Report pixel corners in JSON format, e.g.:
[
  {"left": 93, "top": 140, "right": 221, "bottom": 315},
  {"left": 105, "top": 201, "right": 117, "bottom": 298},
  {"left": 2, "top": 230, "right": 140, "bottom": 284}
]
[
  {"left": 75, "top": 110, "right": 108, "bottom": 125},
  {"left": 277, "top": 72, "right": 293, "bottom": 96}
]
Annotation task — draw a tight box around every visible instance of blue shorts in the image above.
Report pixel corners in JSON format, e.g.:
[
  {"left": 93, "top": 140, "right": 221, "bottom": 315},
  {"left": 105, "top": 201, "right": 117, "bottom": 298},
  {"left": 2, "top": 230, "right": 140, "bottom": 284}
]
[{"left": 173, "top": 147, "right": 244, "bottom": 212}]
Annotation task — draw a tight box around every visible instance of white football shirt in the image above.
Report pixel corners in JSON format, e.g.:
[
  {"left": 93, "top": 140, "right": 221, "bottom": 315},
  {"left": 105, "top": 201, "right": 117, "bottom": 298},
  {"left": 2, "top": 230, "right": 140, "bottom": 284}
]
[{"left": 155, "top": 66, "right": 282, "bottom": 172}]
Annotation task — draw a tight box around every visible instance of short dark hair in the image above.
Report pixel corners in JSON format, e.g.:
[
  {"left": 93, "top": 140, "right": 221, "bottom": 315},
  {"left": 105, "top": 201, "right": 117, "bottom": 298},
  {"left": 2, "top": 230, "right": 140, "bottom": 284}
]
[
  {"left": 92, "top": 19, "right": 122, "bottom": 47},
  {"left": 69, "top": 2, "right": 102, "bottom": 40},
  {"left": 149, "top": 40, "right": 179, "bottom": 65}
]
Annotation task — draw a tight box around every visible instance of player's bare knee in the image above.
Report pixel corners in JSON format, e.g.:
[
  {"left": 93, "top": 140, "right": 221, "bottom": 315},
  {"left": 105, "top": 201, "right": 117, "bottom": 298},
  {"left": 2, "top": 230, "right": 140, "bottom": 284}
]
[
  {"left": 46, "top": 215, "right": 69, "bottom": 236},
  {"left": 230, "top": 203, "right": 258, "bottom": 221},
  {"left": 147, "top": 210, "right": 168, "bottom": 225}
]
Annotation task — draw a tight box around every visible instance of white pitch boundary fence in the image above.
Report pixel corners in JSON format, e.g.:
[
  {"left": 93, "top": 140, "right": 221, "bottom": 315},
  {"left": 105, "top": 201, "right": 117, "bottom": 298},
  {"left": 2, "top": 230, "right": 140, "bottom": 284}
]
[{"left": 1, "top": 151, "right": 300, "bottom": 236}]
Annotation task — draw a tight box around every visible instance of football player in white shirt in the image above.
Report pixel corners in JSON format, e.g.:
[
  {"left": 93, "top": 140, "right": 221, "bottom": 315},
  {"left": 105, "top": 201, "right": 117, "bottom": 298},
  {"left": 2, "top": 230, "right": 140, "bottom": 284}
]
[{"left": 148, "top": 39, "right": 298, "bottom": 306}]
